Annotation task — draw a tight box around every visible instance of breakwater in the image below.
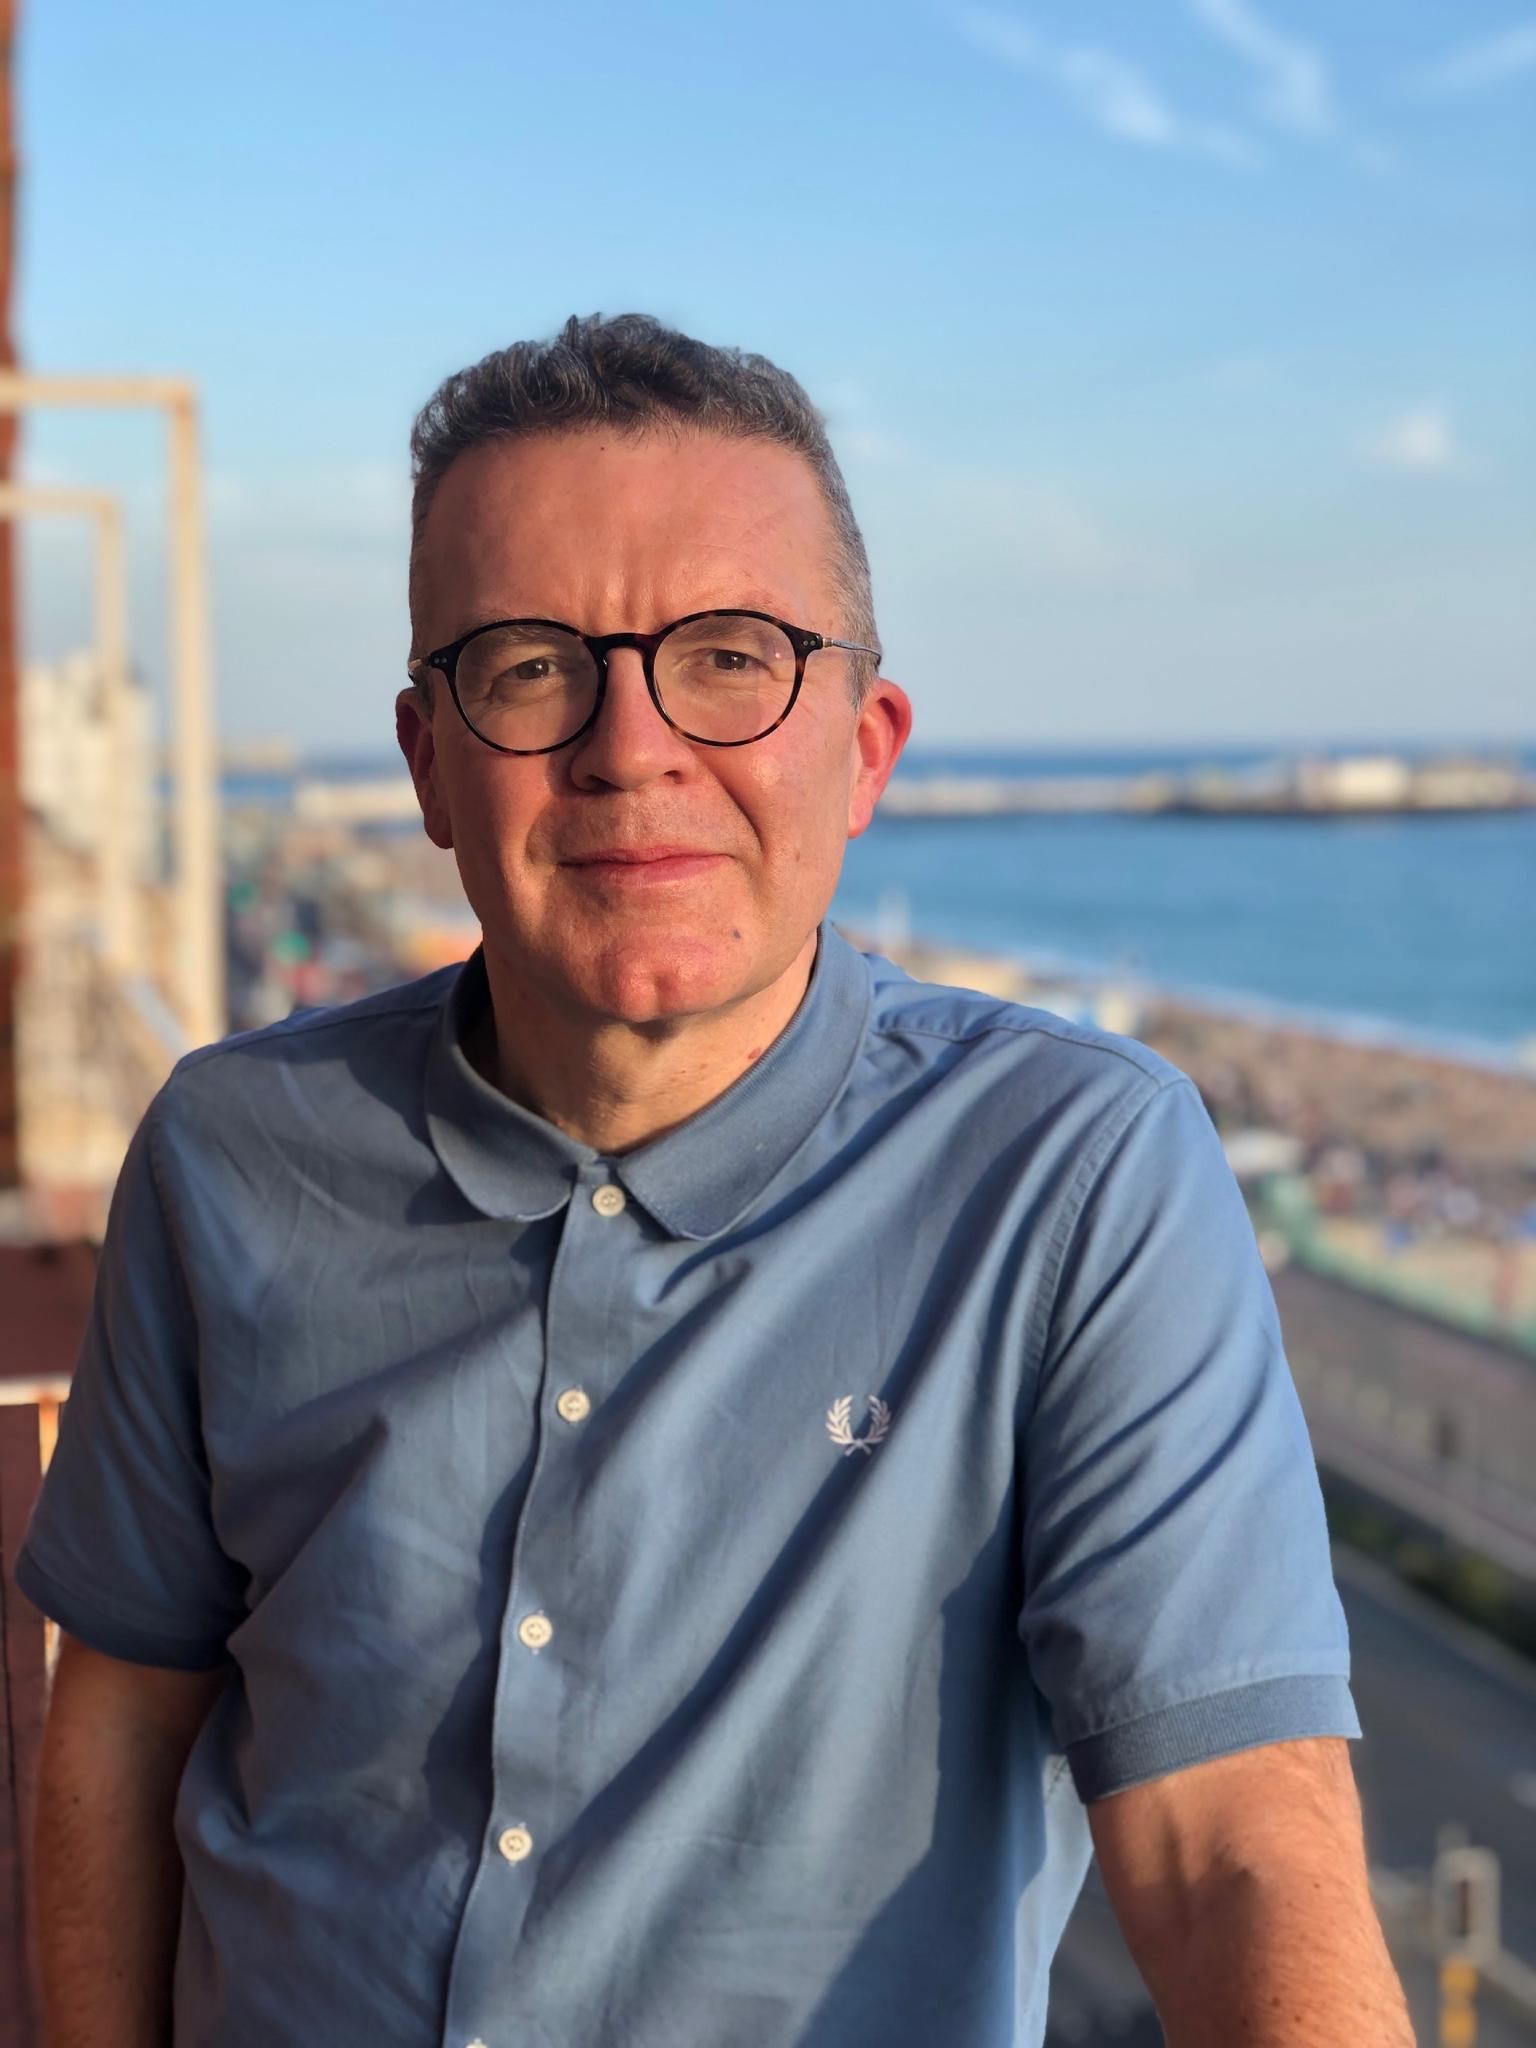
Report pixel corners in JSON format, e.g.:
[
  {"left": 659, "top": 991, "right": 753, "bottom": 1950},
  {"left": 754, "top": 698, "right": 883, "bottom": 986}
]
[{"left": 880, "top": 750, "right": 1536, "bottom": 818}]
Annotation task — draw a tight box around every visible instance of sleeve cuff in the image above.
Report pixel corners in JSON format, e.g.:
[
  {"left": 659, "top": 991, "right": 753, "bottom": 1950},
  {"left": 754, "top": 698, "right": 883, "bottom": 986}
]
[
  {"left": 1068, "top": 1673, "right": 1361, "bottom": 1804},
  {"left": 13, "top": 1544, "right": 232, "bottom": 1672}
]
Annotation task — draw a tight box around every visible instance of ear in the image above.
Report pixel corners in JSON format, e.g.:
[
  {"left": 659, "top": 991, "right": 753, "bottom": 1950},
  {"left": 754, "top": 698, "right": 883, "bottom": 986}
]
[
  {"left": 395, "top": 687, "right": 454, "bottom": 850},
  {"left": 847, "top": 678, "right": 913, "bottom": 840}
]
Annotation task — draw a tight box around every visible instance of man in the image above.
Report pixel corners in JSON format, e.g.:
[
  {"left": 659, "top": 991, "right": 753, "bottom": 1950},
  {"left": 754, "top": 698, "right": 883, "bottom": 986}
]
[{"left": 21, "top": 313, "right": 1413, "bottom": 2046}]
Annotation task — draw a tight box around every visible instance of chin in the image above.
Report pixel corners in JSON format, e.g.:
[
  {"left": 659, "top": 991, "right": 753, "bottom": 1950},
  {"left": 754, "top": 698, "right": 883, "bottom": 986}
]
[{"left": 562, "top": 930, "right": 766, "bottom": 1025}]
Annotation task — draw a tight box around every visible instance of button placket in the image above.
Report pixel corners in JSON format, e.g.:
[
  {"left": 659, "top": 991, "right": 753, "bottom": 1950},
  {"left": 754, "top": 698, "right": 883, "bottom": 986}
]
[{"left": 442, "top": 1167, "right": 629, "bottom": 2043}]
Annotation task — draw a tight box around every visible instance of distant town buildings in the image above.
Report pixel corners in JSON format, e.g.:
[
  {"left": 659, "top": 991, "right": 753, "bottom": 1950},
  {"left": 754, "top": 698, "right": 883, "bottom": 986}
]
[{"left": 21, "top": 649, "right": 153, "bottom": 871}]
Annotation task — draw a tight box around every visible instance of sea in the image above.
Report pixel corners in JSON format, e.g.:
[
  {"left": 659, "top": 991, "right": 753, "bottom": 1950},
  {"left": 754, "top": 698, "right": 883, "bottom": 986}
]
[{"left": 236, "top": 741, "right": 1536, "bottom": 1067}]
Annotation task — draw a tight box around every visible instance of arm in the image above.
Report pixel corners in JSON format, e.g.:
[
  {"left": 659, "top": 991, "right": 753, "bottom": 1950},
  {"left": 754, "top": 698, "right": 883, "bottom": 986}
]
[
  {"left": 34, "top": 1633, "right": 225, "bottom": 2048},
  {"left": 1088, "top": 1735, "right": 1414, "bottom": 2047}
]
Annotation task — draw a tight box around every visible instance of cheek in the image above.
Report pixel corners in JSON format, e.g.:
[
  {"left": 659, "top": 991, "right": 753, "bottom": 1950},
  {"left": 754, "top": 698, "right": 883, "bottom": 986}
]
[
  {"left": 439, "top": 750, "right": 547, "bottom": 891},
  {"left": 725, "top": 740, "right": 852, "bottom": 871}
]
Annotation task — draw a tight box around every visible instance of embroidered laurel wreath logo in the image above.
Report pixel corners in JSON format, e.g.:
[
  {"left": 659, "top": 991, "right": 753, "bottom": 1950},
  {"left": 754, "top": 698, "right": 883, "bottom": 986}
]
[{"left": 825, "top": 1394, "right": 893, "bottom": 1457}]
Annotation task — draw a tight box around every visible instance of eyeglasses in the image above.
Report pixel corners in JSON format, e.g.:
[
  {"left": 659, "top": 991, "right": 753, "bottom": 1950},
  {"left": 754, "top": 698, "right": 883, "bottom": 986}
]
[{"left": 407, "top": 609, "right": 881, "bottom": 755}]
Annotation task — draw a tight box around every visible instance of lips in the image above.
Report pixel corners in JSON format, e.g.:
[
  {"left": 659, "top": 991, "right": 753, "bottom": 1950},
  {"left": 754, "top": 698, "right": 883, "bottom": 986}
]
[
  {"left": 565, "top": 847, "right": 718, "bottom": 866},
  {"left": 560, "top": 846, "right": 729, "bottom": 884}
]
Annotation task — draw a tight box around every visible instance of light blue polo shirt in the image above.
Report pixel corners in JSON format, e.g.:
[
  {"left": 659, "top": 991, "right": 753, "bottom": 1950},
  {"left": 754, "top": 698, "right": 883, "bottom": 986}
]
[{"left": 19, "top": 923, "right": 1359, "bottom": 2048}]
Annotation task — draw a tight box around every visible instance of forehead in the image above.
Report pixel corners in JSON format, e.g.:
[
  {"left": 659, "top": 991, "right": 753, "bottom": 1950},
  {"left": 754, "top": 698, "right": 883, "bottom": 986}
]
[{"left": 411, "top": 428, "right": 842, "bottom": 640}]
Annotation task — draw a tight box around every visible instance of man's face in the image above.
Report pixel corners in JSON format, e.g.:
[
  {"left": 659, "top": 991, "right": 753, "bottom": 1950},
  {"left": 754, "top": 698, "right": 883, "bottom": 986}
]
[{"left": 398, "top": 429, "right": 911, "bottom": 1027}]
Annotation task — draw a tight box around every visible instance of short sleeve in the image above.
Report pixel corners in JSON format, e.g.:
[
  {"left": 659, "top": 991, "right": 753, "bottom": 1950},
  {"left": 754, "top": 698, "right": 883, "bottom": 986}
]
[
  {"left": 16, "top": 1101, "right": 246, "bottom": 1669},
  {"left": 1017, "top": 1075, "right": 1359, "bottom": 1803}
]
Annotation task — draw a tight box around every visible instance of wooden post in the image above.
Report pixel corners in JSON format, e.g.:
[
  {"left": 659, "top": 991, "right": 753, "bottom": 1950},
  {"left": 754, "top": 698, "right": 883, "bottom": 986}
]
[
  {"left": 96, "top": 492, "right": 134, "bottom": 972},
  {"left": 0, "top": 373, "right": 224, "bottom": 1051},
  {"left": 0, "top": 1402, "right": 45, "bottom": 2047},
  {"left": 166, "top": 388, "right": 222, "bottom": 1045}
]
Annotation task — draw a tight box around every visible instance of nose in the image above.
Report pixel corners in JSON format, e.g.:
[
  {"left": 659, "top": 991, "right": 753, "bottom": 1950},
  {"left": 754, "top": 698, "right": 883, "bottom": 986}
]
[{"left": 565, "top": 645, "right": 696, "bottom": 792}]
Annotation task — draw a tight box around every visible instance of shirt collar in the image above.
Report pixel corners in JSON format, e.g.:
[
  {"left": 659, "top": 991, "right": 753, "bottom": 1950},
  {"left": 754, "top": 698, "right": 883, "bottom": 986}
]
[{"left": 423, "top": 923, "right": 871, "bottom": 1241}]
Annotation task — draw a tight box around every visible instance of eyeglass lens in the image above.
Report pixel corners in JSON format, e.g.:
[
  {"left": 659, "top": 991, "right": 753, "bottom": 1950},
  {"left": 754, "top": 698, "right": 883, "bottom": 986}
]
[{"left": 452, "top": 614, "right": 800, "bottom": 750}]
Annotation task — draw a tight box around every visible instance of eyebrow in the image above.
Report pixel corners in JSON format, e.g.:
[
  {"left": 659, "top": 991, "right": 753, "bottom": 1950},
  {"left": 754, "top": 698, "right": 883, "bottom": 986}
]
[{"left": 436, "top": 595, "right": 809, "bottom": 645}]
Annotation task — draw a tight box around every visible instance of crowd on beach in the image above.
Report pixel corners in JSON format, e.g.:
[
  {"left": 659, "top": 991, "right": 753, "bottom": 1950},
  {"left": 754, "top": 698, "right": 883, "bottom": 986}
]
[{"left": 1143, "top": 996, "right": 1536, "bottom": 1251}]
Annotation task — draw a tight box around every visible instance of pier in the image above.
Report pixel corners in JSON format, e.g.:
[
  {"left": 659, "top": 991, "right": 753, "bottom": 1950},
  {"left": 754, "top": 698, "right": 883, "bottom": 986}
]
[{"left": 878, "top": 752, "right": 1536, "bottom": 819}]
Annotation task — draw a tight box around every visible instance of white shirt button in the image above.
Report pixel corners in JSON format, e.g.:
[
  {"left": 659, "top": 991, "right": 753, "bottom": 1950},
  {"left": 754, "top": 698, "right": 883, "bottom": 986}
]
[
  {"left": 497, "top": 1824, "right": 534, "bottom": 1863},
  {"left": 556, "top": 1386, "right": 591, "bottom": 1423},
  {"left": 517, "top": 1611, "right": 554, "bottom": 1651},
  {"left": 591, "top": 1182, "right": 627, "bottom": 1217}
]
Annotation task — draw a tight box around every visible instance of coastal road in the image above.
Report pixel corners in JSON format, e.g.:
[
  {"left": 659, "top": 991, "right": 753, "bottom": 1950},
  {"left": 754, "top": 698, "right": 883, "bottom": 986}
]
[
  {"left": 1274, "top": 1265, "right": 1536, "bottom": 1579},
  {"left": 1338, "top": 1545, "right": 1536, "bottom": 1969},
  {"left": 1045, "top": 1543, "right": 1536, "bottom": 2045},
  {"left": 1273, "top": 1265, "right": 1536, "bottom": 1507}
]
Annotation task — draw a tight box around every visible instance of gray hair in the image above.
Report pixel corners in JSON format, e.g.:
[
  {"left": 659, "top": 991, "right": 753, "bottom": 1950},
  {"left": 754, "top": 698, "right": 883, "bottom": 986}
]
[{"left": 407, "top": 312, "right": 879, "bottom": 703}]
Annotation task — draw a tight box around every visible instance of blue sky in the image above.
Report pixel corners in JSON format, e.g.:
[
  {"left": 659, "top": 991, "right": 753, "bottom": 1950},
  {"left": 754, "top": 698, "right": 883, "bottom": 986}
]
[{"left": 18, "top": 0, "right": 1536, "bottom": 750}]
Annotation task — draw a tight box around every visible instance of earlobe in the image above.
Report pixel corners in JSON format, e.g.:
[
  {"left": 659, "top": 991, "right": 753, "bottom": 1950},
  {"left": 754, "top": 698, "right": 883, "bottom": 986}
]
[{"left": 395, "top": 689, "right": 454, "bottom": 851}]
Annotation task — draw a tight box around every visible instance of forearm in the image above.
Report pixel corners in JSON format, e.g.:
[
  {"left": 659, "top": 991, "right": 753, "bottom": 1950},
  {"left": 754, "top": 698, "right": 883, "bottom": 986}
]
[
  {"left": 35, "top": 1719, "right": 187, "bottom": 2047},
  {"left": 1158, "top": 1861, "right": 1415, "bottom": 2048},
  {"left": 33, "top": 1642, "right": 221, "bottom": 2048},
  {"left": 1090, "top": 1737, "right": 1416, "bottom": 2047}
]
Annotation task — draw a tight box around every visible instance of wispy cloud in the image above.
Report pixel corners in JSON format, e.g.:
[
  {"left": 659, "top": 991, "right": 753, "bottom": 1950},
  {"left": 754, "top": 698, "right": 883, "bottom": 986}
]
[
  {"left": 1402, "top": 22, "right": 1536, "bottom": 98},
  {"left": 957, "top": 7, "right": 1257, "bottom": 165},
  {"left": 1183, "top": 0, "right": 1393, "bottom": 170},
  {"left": 1055, "top": 46, "right": 1253, "bottom": 161},
  {"left": 1362, "top": 404, "right": 1467, "bottom": 477},
  {"left": 1184, "top": 0, "right": 1334, "bottom": 135}
]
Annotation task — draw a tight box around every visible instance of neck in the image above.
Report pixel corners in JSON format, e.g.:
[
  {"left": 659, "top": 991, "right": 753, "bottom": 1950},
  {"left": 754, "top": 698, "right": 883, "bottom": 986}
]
[{"left": 474, "top": 932, "right": 820, "bottom": 1154}]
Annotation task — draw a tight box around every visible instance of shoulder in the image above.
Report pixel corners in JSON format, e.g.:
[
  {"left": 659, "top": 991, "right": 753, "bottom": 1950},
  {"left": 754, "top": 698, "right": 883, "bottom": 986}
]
[
  {"left": 835, "top": 939, "right": 1222, "bottom": 1237},
  {"left": 146, "top": 962, "right": 463, "bottom": 1160},
  {"left": 856, "top": 940, "right": 1193, "bottom": 1122},
  {"left": 172, "top": 960, "right": 458, "bottom": 1074}
]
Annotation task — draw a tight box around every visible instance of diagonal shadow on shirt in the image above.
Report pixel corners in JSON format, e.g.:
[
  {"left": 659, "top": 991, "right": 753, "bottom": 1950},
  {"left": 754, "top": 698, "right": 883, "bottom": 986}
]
[{"left": 793, "top": 1514, "right": 1092, "bottom": 2047}]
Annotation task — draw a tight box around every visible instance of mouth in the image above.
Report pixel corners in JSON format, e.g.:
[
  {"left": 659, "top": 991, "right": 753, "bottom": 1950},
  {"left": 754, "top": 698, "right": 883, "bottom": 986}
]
[{"left": 560, "top": 847, "right": 729, "bottom": 885}]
